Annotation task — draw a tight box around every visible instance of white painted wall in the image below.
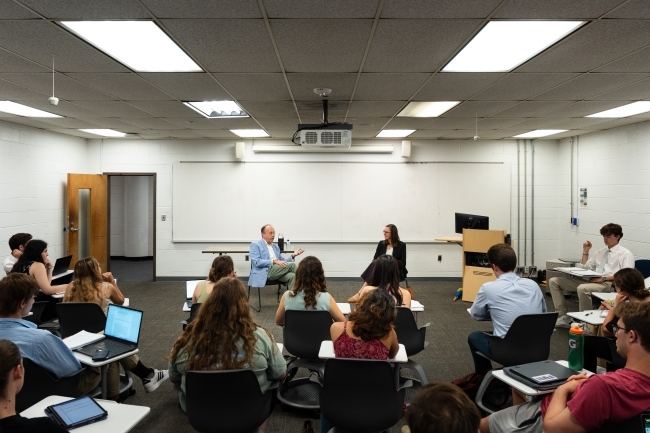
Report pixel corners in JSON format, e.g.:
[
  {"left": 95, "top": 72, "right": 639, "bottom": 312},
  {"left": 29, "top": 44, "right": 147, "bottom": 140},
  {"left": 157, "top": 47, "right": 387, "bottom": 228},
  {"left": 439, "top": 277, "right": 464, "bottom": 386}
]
[
  {"left": 109, "top": 175, "right": 153, "bottom": 257},
  {"left": 557, "top": 122, "right": 650, "bottom": 262},
  {"left": 0, "top": 119, "right": 89, "bottom": 262}
]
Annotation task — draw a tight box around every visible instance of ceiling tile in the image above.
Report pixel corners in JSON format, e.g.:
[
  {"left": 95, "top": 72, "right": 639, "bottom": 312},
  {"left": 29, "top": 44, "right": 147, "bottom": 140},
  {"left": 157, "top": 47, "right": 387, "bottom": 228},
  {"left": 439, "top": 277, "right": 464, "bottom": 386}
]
[
  {"left": 533, "top": 73, "right": 650, "bottom": 100},
  {"left": 0, "top": 73, "right": 115, "bottom": 100},
  {"left": 68, "top": 73, "right": 173, "bottom": 100},
  {"left": 494, "top": 0, "right": 626, "bottom": 18},
  {"left": 492, "top": 101, "right": 575, "bottom": 117},
  {"left": 287, "top": 73, "right": 357, "bottom": 100},
  {"left": 414, "top": 72, "right": 506, "bottom": 100},
  {"left": 586, "top": 116, "right": 650, "bottom": 130},
  {"left": 71, "top": 100, "right": 153, "bottom": 117},
  {"left": 48, "top": 128, "right": 120, "bottom": 139},
  {"left": 442, "top": 130, "right": 484, "bottom": 139},
  {"left": 266, "top": 130, "right": 296, "bottom": 139},
  {"left": 384, "top": 117, "right": 433, "bottom": 129},
  {"left": 539, "top": 100, "right": 634, "bottom": 117},
  {"left": 127, "top": 100, "right": 199, "bottom": 117},
  {"left": 0, "top": 21, "right": 128, "bottom": 72},
  {"left": 141, "top": 0, "right": 262, "bottom": 18},
  {"left": 166, "top": 129, "right": 205, "bottom": 138},
  {"left": 265, "top": 0, "right": 379, "bottom": 18},
  {"left": 510, "top": 117, "right": 574, "bottom": 129},
  {"left": 589, "top": 78, "right": 650, "bottom": 100},
  {"left": 34, "top": 117, "right": 101, "bottom": 129},
  {"left": 0, "top": 1, "right": 39, "bottom": 18},
  {"left": 18, "top": 0, "right": 150, "bottom": 19},
  {"left": 256, "top": 118, "right": 300, "bottom": 130},
  {"left": 545, "top": 129, "right": 596, "bottom": 139},
  {"left": 11, "top": 99, "right": 97, "bottom": 117},
  {"left": 442, "top": 100, "right": 519, "bottom": 117},
  {"left": 596, "top": 46, "right": 650, "bottom": 73},
  {"left": 425, "top": 117, "right": 476, "bottom": 129},
  {"left": 162, "top": 19, "right": 280, "bottom": 72},
  {"left": 210, "top": 117, "right": 264, "bottom": 129},
  {"left": 517, "top": 20, "right": 650, "bottom": 73},
  {"left": 349, "top": 117, "right": 391, "bottom": 128},
  {"left": 551, "top": 117, "right": 612, "bottom": 129},
  {"left": 477, "top": 117, "right": 526, "bottom": 129},
  {"left": 198, "top": 129, "right": 239, "bottom": 138},
  {"left": 237, "top": 101, "right": 297, "bottom": 118},
  {"left": 0, "top": 79, "right": 48, "bottom": 100},
  {"left": 472, "top": 73, "right": 580, "bottom": 100},
  {"left": 0, "top": 50, "right": 49, "bottom": 73},
  {"left": 164, "top": 117, "right": 226, "bottom": 129},
  {"left": 270, "top": 19, "right": 372, "bottom": 73},
  {"left": 354, "top": 73, "right": 430, "bottom": 100},
  {"left": 407, "top": 129, "right": 454, "bottom": 138},
  {"left": 123, "top": 117, "right": 180, "bottom": 130},
  {"left": 347, "top": 101, "right": 406, "bottom": 117},
  {"left": 139, "top": 73, "right": 230, "bottom": 101},
  {"left": 364, "top": 19, "right": 482, "bottom": 72},
  {"left": 604, "top": 0, "right": 650, "bottom": 18},
  {"left": 298, "top": 113, "right": 346, "bottom": 123},
  {"left": 381, "top": 0, "right": 502, "bottom": 18},
  {"left": 213, "top": 74, "right": 291, "bottom": 101},
  {"left": 1, "top": 117, "right": 59, "bottom": 130},
  {"left": 353, "top": 129, "right": 383, "bottom": 138},
  {"left": 74, "top": 117, "right": 147, "bottom": 129}
]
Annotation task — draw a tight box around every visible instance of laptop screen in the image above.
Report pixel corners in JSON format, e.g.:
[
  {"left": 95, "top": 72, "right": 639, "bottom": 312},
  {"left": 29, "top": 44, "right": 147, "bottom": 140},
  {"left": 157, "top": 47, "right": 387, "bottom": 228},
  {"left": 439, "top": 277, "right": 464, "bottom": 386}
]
[
  {"left": 105, "top": 305, "right": 143, "bottom": 344},
  {"left": 186, "top": 280, "right": 202, "bottom": 299}
]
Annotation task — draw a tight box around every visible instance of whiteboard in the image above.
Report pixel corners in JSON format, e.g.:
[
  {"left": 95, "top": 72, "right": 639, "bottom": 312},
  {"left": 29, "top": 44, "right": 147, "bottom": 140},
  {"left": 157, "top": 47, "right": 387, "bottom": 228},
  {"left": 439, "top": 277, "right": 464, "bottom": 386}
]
[{"left": 172, "top": 162, "right": 510, "bottom": 242}]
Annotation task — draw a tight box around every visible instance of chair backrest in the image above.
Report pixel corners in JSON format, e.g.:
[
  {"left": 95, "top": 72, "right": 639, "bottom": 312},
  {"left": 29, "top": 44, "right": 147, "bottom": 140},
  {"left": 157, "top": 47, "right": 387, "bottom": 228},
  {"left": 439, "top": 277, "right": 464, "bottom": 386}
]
[
  {"left": 394, "top": 307, "right": 426, "bottom": 356},
  {"left": 189, "top": 302, "right": 202, "bottom": 322},
  {"left": 600, "top": 408, "right": 650, "bottom": 433},
  {"left": 635, "top": 259, "right": 650, "bottom": 279},
  {"left": 56, "top": 302, "right": 107, "bottom": 338},
  {"left": 488, "top": 312, "right": 558, "bottom": 367},
  {"left": 186, "top": 369, "right": 271, "bottom": 433},
  {"left": 320, "top": 358, "right": 405, "bottom": 432},
  {"left": 23, "top": 301, "right": 47, "bottom": 325},
  {"left": 16, "top": 358, "right": 80, "bottom": 412},
  {"left": 283, "top": 310, "right": 333, "bottom": 359}
]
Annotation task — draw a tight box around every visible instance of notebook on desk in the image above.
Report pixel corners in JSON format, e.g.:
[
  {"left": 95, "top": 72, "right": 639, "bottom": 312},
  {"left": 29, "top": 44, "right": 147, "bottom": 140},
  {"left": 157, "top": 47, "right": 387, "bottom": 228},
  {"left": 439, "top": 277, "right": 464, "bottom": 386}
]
[
  {"left": 51, "top": 255, "right": 72, "bottom": 277},
  {"left": 504, "top": 361, "right": 579, "bottom": 391},
  {"left": 76, "top": 305, "right": 142, "bottom": 360}
]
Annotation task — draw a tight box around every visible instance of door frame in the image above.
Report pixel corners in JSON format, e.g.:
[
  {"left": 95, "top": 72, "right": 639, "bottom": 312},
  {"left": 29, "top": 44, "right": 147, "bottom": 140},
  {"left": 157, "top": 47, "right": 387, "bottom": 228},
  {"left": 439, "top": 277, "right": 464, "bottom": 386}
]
[{"left": 104, "top": 172, "right": 157, "bottom": 282}]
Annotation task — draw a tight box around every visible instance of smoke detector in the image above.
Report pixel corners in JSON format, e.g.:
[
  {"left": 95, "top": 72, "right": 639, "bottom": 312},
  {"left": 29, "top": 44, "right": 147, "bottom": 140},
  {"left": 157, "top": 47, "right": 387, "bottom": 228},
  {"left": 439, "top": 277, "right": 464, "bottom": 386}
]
[{"left": 313, "top": 87, "right": 332, "bottom": 97}]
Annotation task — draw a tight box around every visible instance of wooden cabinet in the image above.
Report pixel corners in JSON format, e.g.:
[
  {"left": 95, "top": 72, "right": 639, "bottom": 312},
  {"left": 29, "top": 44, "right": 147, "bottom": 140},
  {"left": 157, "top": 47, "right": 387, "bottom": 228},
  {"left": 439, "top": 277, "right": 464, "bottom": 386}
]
[{"left": 461, "top": 229, "right": 507, "bottom": 302}]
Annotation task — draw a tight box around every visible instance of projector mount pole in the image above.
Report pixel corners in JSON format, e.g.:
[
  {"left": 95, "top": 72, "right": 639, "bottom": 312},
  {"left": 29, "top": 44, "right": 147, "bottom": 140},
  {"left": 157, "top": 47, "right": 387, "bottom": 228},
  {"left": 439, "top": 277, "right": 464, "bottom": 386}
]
[{"left": 322, "top": 98, "right": 329, "bottom": 126}]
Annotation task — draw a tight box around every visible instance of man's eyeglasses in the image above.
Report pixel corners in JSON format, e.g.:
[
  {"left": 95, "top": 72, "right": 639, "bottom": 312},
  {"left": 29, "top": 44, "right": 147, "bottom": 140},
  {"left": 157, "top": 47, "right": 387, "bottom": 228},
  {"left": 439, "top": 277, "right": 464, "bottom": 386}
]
[{"left": 612, "top": 325, "right": 629, "bottom": 335}]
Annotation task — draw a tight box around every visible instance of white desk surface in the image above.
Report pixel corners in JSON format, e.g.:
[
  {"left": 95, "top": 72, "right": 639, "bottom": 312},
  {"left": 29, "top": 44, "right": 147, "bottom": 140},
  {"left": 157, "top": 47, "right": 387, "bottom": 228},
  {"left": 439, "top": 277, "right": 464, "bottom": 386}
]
[
  {"left": 567, "top": 310, "right": 606, "bottom": 326},
  {"left": 592, "top": 292, "right": 616, "bottom": 302},
  {"left": 52, "top": 270, "right": 74, "bottom": 280},
  {"left": 74, "top": 349, "right": 139, "bottom": 367},
  {"left": 337, "top": 303, "right": 351, "bottom": 315},
  {"left": 21, "top": 395, "right": 150, "bottom": 433},
  {"left": 554, "top": 267, "right": 603, "bottom": 279},
  {"left": 435, "top": 236, "right": 463, "bottom": 243},
  {"left": 318, "top": 340, "right": 407, "bottom": 363},
  {"left": 492, "top": 360, "right": 593, "bottom": 396},
  {"left": 52, "top": 291, "right": 66, "bottom": 299},
  {"left": 182, "top": 302, "right": 191, "bottom": 312}
]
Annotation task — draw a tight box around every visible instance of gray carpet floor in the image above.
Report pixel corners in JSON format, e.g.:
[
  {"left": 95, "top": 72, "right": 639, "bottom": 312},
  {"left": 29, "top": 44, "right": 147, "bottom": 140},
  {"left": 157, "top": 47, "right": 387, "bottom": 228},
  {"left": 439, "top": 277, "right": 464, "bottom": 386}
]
[{"left": 113, "top": 276, "right": 578, "bottom": 433}]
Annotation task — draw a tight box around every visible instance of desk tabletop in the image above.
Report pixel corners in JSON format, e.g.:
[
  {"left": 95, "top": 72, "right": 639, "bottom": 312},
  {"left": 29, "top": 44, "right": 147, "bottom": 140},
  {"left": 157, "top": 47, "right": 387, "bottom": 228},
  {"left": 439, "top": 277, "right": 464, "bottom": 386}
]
[
  {"left": 492, "top": 360, "right": 593, "bottom": 396},
  {"left": 21, "top": 395, "right": 150, "bottom": 433},
  {"left": 435, "top": 236, "right": 463, "bottom": 243},
  {"left": 75, "top": 349, "right": 139, "bottom": 367},
  {"left": 337, "top": 303, "right": 351, "bottom": 315},
  {"left": 567, "top": 310, "right": 606, "bottom": 325},
  {"left": 592, "top": 292, "right": 616, "bottom": 302},
  {"left": 318, "top": 340, "right": 407, "bottom": 363}
]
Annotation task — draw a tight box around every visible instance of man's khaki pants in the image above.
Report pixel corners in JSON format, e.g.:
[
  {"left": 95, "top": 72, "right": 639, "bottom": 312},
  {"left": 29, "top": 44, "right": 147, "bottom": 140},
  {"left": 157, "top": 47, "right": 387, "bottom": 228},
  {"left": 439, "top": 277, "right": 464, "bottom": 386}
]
[
  {"left": 77, "top": 367, "right": 101, "bottom": 396},
  {"left": 549, "top": 276, "right": 613, "bottom": 316},
  {"left": 267, "top": 262, "right": 297, "bottom": 290}
]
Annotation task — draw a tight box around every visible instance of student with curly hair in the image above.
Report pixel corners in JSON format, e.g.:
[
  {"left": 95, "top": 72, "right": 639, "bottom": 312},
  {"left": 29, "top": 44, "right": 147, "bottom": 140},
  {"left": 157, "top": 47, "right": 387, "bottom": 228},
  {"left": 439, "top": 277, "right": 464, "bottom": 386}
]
[
  {"left": 191, "top": 255, "right": 237, "bottom": 304},
  {"left": 168, "top": 277, "right": 286, "bottom": 425},
  {"left": 275, "top": 256, "right": 345, "bottom": 325}
]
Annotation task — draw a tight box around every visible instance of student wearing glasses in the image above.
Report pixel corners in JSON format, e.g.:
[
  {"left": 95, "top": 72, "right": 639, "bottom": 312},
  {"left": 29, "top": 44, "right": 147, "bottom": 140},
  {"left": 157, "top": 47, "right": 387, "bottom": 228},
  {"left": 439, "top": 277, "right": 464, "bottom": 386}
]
[
  {"left": 360, "top": 224, "right": 407, "bottom": 287},
  {"left": 480, "top": 302, "right": 650, "bottom": 433}
]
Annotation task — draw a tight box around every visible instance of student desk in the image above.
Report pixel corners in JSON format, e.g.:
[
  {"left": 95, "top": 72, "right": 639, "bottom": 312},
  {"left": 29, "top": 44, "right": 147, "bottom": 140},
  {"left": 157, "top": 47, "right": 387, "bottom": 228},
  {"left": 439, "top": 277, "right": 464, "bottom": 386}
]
[
  {"left": 567, "top": 310, "right": 606, "bottom": 326},
  {"left": 492, "top": 360, "right": 593, "bottom": 397},
  {"left": 74, "top": 350, "right": 139, "bottom": 399},
  {"left": 319, "top": 340, "right": 408, "bottom": 363},
  {"left": 21, "top": 395, "right": 149, "bottom": 433}
]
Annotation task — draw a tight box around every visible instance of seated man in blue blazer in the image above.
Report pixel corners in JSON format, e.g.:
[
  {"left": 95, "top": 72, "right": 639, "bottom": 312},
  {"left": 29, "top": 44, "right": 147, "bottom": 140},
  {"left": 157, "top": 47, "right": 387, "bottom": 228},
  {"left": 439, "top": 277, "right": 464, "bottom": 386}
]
[{"left": 249, "top": 224, "right": 304, "bottom": 290}]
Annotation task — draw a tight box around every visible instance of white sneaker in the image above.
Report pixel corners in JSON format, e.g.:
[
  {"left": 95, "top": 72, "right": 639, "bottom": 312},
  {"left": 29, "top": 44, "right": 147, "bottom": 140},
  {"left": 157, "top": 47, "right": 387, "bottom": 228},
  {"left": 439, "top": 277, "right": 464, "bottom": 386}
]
[
  {"left": 555, "top": 315, "right": 572, "bottom": 328},
  {"left": 143, "top": 369, "right": 169, "bottom": 393}
]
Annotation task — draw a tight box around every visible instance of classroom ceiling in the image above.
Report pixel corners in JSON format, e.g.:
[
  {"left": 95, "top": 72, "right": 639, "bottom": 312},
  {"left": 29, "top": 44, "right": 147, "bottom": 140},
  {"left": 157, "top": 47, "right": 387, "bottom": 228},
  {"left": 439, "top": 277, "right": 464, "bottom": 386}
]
[{"left": 2, "top": 0, "right": 650, "bottom": 140}]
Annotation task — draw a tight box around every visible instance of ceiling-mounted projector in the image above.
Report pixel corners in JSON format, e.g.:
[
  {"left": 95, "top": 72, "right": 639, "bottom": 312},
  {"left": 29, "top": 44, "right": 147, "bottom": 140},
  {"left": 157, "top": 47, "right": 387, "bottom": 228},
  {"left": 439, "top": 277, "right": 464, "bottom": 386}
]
[{"left": 293, "top": 88, "right": 353, "bottom": 148}]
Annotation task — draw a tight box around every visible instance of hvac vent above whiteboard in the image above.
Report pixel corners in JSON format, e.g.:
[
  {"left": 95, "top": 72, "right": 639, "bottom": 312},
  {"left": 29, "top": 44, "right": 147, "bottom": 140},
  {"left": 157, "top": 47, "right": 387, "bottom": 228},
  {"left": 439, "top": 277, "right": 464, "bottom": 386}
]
[{"left": 172, "top": 162, "right": 510, "bottom": 242}]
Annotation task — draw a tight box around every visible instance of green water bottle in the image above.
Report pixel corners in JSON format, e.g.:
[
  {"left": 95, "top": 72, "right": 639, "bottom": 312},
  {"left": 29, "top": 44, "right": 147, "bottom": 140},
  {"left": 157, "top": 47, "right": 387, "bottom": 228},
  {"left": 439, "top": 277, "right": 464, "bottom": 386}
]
[{"left": 568, "top": 326, "right": 584, "bottom": 371}]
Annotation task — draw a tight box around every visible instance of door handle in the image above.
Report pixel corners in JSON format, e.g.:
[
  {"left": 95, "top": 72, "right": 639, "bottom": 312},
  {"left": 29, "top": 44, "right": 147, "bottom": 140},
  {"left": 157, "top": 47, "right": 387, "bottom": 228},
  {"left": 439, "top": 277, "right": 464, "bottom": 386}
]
[{"left": 69, "top": 227, "right": 79, "bottom": 232}]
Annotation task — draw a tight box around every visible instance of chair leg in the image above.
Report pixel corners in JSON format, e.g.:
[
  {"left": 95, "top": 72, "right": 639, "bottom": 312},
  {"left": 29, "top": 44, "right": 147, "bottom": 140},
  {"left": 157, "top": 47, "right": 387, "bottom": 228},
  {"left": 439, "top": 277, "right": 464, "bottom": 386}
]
[
  {"left": 475, "top": 370, "right": 495, "bottom": 414},
  {"left": 404, "top": 360, "right": 428, "bottom": 385},
  {"left": 248, "top": 286, "right": 261, "bottom": 313}
]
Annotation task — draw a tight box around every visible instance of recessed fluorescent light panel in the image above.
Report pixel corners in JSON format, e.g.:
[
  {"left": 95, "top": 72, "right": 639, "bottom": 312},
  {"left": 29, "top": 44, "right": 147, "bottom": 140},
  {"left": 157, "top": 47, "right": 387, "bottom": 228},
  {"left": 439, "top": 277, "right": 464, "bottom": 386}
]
[
  {"left": 0, "top": 101, "right": 61, "bottom": 117},
  {"left": 376, "top": 130, "right": 415, "bottom": 138},
  {"left": 230, "top": 129, "right": 269, "bottom": 138},
  {"left": 513, "top": 129, "right": 567, "bottom": 138},
  {"left": 398, "top": 101, "right": 460, "bottom": 117},
  {"left": 60, "top": 21, "right": 201, "bottom": 72},
  {"left": 443, "top": 21, "right": 584, "bottom": 72},
  {"left": 79, "top": 129, "right": 127, "bottom": 137},
  {"left": 586, "top": 101, "right": 650, "bottom": 118},
  {"left": 184, "top": 101, "right": 249, "bottom": 118}
]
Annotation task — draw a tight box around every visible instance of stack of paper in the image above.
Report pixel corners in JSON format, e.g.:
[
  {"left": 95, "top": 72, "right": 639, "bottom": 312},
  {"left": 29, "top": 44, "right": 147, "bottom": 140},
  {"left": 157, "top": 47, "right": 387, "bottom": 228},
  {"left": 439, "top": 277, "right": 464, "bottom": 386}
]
[
  {"left": 571, "top": 269, "right": 602, "bottom": 277},
  {"left": 63, "top": 331, "right": 105, "bottom": 350}
]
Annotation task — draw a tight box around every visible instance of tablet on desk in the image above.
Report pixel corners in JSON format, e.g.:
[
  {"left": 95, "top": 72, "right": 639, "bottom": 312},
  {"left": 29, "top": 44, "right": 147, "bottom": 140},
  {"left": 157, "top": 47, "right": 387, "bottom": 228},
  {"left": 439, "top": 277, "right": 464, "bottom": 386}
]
[{"left": 45, "top": 396, "right": 107, "bottom": 429}]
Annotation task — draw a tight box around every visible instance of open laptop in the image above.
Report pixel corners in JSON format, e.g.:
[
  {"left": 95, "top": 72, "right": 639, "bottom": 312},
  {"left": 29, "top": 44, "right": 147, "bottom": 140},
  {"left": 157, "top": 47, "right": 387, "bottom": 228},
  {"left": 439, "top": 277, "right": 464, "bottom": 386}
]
[
  {"left": 504, "top": 360, "right": 579, "bottom": 391},
  {"left": 76, "top": 305, "right": 143, "bottom": 360},
  {"left": 51, "top": 255, "right": 73, "bottom": 277},
  {"left": 185, "top": 280, "right": 201, "bottom": 308}
]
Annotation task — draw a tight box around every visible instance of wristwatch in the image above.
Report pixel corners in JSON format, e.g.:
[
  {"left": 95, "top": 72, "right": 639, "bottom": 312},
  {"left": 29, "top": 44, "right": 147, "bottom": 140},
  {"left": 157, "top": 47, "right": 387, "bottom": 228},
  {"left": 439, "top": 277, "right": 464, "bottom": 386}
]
[{"left": 602, "top": 276, "right": 606, "bottom": 283}]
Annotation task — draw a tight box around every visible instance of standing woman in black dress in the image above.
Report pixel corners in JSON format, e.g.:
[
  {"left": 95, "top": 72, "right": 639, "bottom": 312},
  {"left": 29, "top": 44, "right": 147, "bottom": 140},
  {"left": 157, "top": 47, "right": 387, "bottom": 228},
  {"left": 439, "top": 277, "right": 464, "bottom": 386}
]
[{"left": 360, "top": 224, "right": 407, "bottom": 286}]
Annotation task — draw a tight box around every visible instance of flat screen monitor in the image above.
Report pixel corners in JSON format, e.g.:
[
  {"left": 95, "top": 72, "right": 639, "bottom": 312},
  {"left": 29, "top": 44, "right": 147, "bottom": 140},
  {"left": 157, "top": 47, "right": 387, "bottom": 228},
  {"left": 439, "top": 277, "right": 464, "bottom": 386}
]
[{"left": 455, "top": 213, "right": 489, "bottom": 234}]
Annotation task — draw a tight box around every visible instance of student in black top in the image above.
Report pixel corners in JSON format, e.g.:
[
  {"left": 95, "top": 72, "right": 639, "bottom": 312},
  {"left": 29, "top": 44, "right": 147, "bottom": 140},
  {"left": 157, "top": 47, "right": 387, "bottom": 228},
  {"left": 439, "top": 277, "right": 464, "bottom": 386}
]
[
  {"left": 0, "top": 339, "right": 67, "bottom": 433},
  {"left": 360, "top": 224, "right": 407, "bottom": 285}
]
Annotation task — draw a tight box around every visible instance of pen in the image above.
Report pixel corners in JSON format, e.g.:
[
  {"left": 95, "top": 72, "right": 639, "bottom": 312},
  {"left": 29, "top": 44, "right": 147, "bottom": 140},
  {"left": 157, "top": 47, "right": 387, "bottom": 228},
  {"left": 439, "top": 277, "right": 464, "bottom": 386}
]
[{"left": 585, "top": 312, "right": 593, "bottom": 316}]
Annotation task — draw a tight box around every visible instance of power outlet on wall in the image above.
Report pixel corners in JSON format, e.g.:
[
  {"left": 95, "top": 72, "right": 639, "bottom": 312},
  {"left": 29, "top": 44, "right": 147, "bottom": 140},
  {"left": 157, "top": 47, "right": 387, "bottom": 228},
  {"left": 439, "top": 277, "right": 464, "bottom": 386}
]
[
  {"left": 438, "top": 255, "right": 442, "bottom": 262},
  {"left": 515, "top": 266, "right": 524, "bottom": 275},
  {"left": 161, "top": 214, "right": 166, "bottom": 221}
]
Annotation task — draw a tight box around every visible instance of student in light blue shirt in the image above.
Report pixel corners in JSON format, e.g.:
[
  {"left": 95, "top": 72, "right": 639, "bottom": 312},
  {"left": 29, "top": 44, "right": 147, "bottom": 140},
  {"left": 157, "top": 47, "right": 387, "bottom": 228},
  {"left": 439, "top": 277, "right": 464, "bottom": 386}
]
[
  {"left": 0, "top": 273, "right": 100, "bottom": 395},
  {"left": 468, "top": 243, "right": 547, "bottom": 374}
]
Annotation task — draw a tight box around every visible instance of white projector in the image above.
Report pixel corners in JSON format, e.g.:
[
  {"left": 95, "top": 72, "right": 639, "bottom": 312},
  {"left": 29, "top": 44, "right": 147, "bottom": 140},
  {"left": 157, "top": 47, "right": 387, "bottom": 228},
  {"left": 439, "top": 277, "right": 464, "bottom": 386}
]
[{"left": 299, "top": 129, "right": 351, "bottom": 148}]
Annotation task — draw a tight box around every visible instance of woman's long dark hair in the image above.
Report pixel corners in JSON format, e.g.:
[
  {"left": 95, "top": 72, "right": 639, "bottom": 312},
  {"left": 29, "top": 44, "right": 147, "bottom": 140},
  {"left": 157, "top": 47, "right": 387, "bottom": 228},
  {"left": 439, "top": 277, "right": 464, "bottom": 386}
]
[
  {"left": 614, "top": 268, "right": 649, "bottom": 300},
  {"left": 369, "top": 254, "right": 402, "bottom": 305},
  {"left": 290, "top": 256, "right": 327, "bottom": 309},
  {"left": 349, "top": 289, "right": 396, "bottom": 341},
  {"left": 383, "top": 224, "right": 400, "bottom": 247},
  {"left": 10, "top": 239, "right": 46, "bottom": 273}
]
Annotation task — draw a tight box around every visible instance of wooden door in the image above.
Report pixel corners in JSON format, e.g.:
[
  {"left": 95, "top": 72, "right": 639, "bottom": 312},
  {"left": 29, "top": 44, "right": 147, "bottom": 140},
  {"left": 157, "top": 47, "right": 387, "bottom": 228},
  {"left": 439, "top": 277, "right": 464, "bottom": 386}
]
[{"left": 67, "top": 174, "right": 109, "bottom": 271}]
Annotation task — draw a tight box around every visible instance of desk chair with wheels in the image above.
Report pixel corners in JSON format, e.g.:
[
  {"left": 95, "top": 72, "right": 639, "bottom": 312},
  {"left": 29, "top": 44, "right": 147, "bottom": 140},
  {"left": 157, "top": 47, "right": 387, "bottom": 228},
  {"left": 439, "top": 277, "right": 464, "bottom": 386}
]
[
  {"left": 247, "top": 261, "right": 288, "bottom": 312},
  {"left": 394, "top": 307, "right": 429, "bottom": 402},
  {"left": 16, "top": 358, "right": 81, "bottom": 413},
  {"left": 635, "top": 259, "right": 650, "bottom": 279},
  {"left": 310, "top": 358, "right": 412, "bottom": 433},
  {"left": 474, "top": 312, "right": 558, "bottom": 414},
  {"left": 185, "top": 369, "right": 279, "bottom": 433},
  {"left": 277, "top": 310, "right": 332, "bottom": 411}
]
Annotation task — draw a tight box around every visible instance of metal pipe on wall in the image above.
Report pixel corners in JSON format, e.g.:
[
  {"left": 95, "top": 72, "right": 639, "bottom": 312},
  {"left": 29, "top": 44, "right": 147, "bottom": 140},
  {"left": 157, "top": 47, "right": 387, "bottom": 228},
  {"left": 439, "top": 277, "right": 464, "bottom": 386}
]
[
  {"left": 570, "top": 137, "right": 574, "bottom": 222},
  {"left": 524, "top": 140, "right": 528, "bottom": 267},
  {"left": 517, "top": 139, "right": 521, "bottom": 260},
  {"left": 531, "top": 139, "right": 535, "bottom": 267},
  {"left": 576, "top": 135, "right": 579, "bottom": 222}
]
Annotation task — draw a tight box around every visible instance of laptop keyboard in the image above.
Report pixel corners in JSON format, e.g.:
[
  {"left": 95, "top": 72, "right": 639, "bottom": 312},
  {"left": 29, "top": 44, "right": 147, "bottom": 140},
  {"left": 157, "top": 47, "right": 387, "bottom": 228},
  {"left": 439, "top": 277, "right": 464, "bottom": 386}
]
[{"left": 78, "top": 339, "right": 134, "bottom": 357}]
